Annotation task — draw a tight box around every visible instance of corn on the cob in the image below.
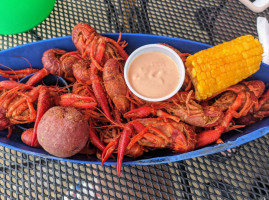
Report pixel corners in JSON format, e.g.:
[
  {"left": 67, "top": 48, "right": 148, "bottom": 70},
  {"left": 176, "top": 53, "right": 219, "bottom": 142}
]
[{"left": 185, "top": 35, "right": 263, "bottom": 100}]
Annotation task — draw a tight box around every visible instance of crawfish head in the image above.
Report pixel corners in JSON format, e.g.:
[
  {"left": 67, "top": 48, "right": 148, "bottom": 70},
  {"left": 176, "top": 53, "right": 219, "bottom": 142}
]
[
  {"left": 72, "top": 23, "right": 98, "bottom": 53},
  {"left": 72, "top": 22, "right": 128, "bottom": 62},
  {"left": 134, "top": 118, "right": 197, "bottom": 152},
  {"left": 167, "top": 101, "right": 224, "bottom": 128}
]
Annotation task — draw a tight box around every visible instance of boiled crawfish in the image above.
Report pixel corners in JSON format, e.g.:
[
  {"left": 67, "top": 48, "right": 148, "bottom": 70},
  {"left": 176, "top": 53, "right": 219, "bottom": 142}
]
[
  {"left": 196, "top": 80, "right": 266, "bottom": 148},
  {"left": 101, "top": 118, "right": 197, "bottom": 176},
  {"left": 236, "top": 85, "right": 269, "bottom": 125},
  {"left": 124, "top": 91, "right": 224, "bottom": 128}
]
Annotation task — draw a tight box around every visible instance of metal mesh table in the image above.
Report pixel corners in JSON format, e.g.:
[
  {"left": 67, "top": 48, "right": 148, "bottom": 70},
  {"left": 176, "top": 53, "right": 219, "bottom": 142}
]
[{"left": 0, "top": 0, "right": 269, "bottom": 199}]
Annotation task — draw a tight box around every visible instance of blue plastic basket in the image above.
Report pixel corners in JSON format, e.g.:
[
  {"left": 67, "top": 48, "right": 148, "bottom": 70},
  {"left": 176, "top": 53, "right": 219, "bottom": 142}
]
[{"left": 0, "top": 34, "right": 268, "bottom": 166}]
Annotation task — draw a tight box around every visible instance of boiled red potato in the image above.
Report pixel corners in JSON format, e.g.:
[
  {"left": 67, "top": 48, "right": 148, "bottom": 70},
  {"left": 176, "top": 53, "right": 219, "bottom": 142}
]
[{"left": 37, "top": 106, "right": 89, "bottom": 158}]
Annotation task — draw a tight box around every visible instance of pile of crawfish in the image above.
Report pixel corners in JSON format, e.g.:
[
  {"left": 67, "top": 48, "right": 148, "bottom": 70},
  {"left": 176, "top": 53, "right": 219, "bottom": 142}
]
[{"left": 0, "top": 23, "right": 268, "bottom": 176}]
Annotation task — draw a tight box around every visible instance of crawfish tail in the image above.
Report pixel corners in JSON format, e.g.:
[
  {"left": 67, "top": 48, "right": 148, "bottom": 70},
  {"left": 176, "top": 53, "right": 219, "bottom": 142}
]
[
  {"left": 101, "top": 136, "right": 119, "bottom": 165},
  {"left": 72, "top": 59, "right": 91, "bottom": 85},
  {"left": 196, "top": 126, "right": 224, "bottom": 149},
  {"left": 21, "top": 128, "right": 40, "bottom": 148},
  {"left": 31, "top": 86, "right": 54, "bottom": 146},
  {"left": 42, "top": 48, "right": 66, "bottom": 76},
  {"left": 89, "top": 128, "right": 106, "bottom": 152}
]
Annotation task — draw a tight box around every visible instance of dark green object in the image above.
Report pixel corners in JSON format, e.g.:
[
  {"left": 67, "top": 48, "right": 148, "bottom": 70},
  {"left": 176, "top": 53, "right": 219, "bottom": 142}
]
[{"left": 0, "top": 0, "right": 56, "bottom": 35}]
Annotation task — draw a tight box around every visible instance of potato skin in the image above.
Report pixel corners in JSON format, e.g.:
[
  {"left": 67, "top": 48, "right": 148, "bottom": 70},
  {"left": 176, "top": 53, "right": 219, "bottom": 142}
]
[{"left": 37, "top": 106, "right": 89, "bottom": 158}]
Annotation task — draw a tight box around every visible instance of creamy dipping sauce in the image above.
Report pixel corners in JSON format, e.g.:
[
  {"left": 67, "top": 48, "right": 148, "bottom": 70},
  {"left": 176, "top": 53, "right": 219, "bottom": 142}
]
[{"left": 128, "top": 52, "right": 180, "bottom": 99}]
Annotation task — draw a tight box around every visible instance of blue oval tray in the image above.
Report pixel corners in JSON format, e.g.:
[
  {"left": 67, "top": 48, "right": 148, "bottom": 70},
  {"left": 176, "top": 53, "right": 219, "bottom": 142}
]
[{"left": 0, "top": 34, "right": 268, "bottom": 166}]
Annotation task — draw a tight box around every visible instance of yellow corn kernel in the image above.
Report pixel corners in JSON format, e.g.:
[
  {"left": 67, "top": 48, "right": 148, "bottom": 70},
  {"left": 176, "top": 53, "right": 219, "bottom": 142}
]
[{"left": 185, "top": 35, "right": 263, "bottom": 100}]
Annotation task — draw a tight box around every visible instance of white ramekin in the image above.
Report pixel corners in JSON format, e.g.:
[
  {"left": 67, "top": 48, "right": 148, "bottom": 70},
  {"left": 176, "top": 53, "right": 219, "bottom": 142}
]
[{"left": 124, "top": 44, "right": 185, "bottom": 102}]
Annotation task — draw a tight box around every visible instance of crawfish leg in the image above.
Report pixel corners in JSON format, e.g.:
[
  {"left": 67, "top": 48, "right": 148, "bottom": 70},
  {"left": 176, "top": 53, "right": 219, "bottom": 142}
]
[
  {"left": 156, "top": 110, "right": 181, "bottom": 122},
  {"left": 1, "top": 92, "right": 18, "bottom": 110},
  {"left": 0, "top": 80, "right": 31, "bottom": 89},
  {"left": 127, "top": 120, "right": 149, "bottom": 149},
  {"left": 7, "top": 89, "right": 38, "bottom": 118},
  {"left": 101, "top": 136, "right": 120, "bottom": 165},
  {"left": 90, "top": 37, "right": 104, "bottom": 71},
  {"left": 0, "top": 68, "right": 40, "bottom": 80},
  {"left": 10, "top": 100, "right": 36, "bottom": 122},
  {"left": 127, "top": 127, "right": 149, "bottom": 150},
  {"left": 104, "top": 37, "right": 128, "bottom": 61},
  {"left": 9, "top": 97, "right": 37, "bottom": 124},
  {"left": 117, "top": 123, "right": 133, "bottom": 177},
  {"left": 91, "top": 68, "right": 112, "bottom": 120},
  {"left": 124, "top": 106, "right": 179, "bottom": 121},
  {"left": 256, "top": 89, "right": 269, "bottom": 111},
  {"left": 58, "top": 93, "right": 97, "bottom": 109},
  {"left": 128, "top": 125, "right": 170, "bottom": 149},
  {"left": 7, "top": 126, "right": 13, "bottom": 138},
  {"left": 89, "top": 128, "right": 106, "bottom": 152},
  {"left": 255, "top": 110, "right": 269, "bottom": 119}
]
